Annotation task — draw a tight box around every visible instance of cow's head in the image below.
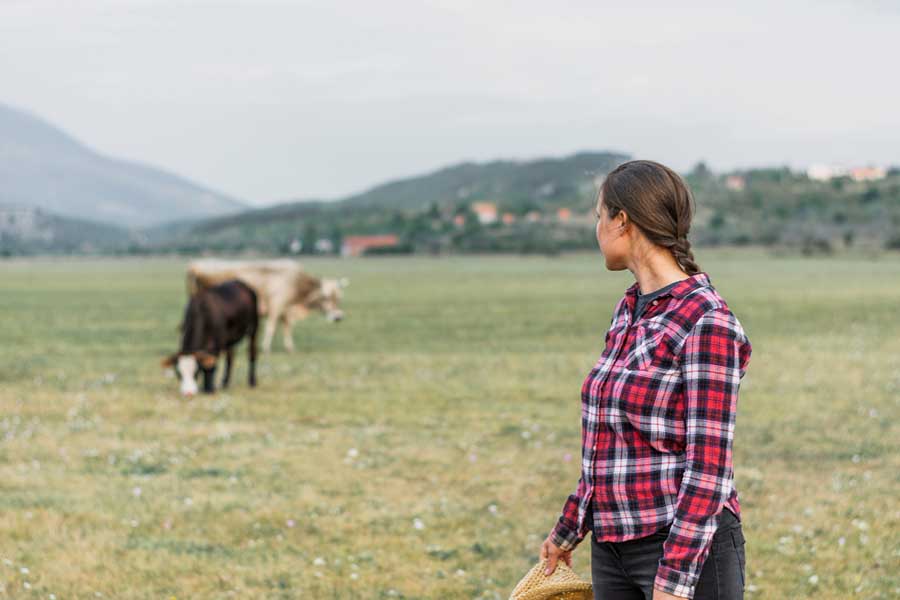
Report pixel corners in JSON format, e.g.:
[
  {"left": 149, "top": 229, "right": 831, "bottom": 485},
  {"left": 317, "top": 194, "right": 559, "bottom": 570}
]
[
  {"left": 162, "top": 351, "right": 218, "bottom": 396},
  {"left": 296, "top": 277, "right": 348, "bottom": 322}
]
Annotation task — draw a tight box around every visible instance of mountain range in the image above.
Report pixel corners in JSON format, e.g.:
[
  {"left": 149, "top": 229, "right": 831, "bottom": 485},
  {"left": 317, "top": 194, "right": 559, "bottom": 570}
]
[{"left": 0, "top": 103, "right": 245, "bottom": 228}]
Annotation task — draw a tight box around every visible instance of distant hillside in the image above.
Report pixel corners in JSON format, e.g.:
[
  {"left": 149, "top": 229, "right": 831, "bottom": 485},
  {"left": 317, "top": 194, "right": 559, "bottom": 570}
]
[
  {"left": 0, "top": 103, "right": 246, "bottom": 228},
  {"left": 153, "top": 151, "right": 629, "bottom": 250},
  {"left": 339, "top": 151, "right": 630, "bottom": 210},
  {"left": 154, "top": 154, "right": 900, "bottom": 256}
]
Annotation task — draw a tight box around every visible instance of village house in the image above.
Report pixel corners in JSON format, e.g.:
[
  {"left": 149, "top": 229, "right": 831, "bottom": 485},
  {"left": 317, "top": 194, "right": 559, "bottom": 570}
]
[
  {"left": 807, "top": 164, "right": 887, "bottom": 182},
  {"left": 725, "top": 175, "right": 746, "bottom": 191},
  {"left": 0, "top": 205, "right": 40, "bottom": 237},
  {"left": 849, "top": 166, "right": 886, "bottom": 182},
  {"left": 341, "top": 234, "right": 400, "bottom": 257},
  {"left": 470, "top": 202, "right": 498, "bottom": 225}
]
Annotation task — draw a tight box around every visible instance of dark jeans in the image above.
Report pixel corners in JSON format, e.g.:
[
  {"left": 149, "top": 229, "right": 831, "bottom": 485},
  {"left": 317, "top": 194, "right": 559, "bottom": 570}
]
[{"left": 588, "top": 508, "right": 746, "bottom": 600}]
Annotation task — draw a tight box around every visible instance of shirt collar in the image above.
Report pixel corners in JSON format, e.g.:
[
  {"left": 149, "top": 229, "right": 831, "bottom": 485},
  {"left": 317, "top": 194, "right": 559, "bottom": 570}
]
[{"left": 624, "top": 271, "right": 711, "bottom": 311}]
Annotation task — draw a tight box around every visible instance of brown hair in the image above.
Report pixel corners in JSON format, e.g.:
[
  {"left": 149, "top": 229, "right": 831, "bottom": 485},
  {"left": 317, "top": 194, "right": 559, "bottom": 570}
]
[{"left": 598, "top": 159, "right": 700, "bottom": 275}]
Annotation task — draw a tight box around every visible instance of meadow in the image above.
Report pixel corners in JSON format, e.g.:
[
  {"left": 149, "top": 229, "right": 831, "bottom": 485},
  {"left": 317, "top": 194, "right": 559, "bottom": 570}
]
[{"left": 0, "top": 250, "right": 897, "bottom": 599}]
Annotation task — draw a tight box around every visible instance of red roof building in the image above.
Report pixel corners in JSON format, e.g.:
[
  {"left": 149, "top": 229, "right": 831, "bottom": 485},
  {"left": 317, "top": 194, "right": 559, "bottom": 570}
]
[{"left": 341, "top": 234, "right": 400, "bottom": 257}]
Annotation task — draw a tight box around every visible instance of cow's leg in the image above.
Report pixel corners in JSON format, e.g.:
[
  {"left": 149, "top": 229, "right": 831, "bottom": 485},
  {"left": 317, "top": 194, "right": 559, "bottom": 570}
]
[
  {"left": 280, "top": 313, "right": 295, "bottom": 353},
  {"left": 248, "top": 321, "right": 258, "bottom": 388},
  {"left": 221, "top": 347, "right": 234, "bottom": 389},
  {"left": 261, "top": 315, "right": 278, "bottom": 353},
  {"left": 202, "top": 365, "right": 217, "bottom": 394}
]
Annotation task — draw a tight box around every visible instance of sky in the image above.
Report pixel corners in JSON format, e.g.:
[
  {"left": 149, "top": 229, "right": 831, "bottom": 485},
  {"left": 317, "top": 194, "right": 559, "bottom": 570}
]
[{"left": 1, "top": 0, "right": 898, "bottom": 206}]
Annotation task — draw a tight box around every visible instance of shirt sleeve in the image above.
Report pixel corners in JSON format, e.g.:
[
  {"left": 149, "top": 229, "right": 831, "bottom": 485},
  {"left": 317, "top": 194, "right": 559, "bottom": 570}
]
[
  {"left": 549, "top": 476, "right": 590, "bottom": 552},
  {"left": 654, "top": 307, "right": 752, "bottom": 599}
]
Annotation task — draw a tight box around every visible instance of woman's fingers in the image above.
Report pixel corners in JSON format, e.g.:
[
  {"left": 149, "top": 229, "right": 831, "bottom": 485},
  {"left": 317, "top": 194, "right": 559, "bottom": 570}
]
[{"left": 545, "top": 553, "right": 558, "bottom": 575}]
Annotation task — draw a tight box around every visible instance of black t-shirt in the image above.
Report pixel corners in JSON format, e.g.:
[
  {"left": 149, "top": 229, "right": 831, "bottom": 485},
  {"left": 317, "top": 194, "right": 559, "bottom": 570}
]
[{"left": 633, "top": 279, "right": 682, "bottom": 322}]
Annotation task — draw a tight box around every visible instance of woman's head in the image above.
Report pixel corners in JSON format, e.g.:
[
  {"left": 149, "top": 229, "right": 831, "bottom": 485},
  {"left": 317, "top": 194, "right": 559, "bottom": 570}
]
[{"left": 594, "top": 159, "right": 700, "bottom": 275}]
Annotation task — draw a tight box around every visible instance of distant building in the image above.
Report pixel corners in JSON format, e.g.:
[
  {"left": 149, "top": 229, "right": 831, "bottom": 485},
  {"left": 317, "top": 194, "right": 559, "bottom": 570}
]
[
  {"left": 471, "top": 202, "right": 498, "bottom": 224},
  {"left": 501, "top": 212, "right": 516, "bottom": 225},
  {"left": 556, "top": 207, "right": 572, "bottom": 222},
  {"left": 807, "top": 164, "right": 846, "bottom": 181},
  {"left": 288, "top": 238, "right": 302, "bottom": 254},
  {"left": 341, "top": 234, "right": 399, "bottom": 257},
  {"left": 525, "top": 211, "right": 541, "bottom": 223},
  {"left": 807, "top": 164, "right": 887, "bottom": 182},
  {"left": 314, "top": 238, "right": 334, "bottom": 253},
  {"left": 453, "top": 214, "right": 466, "bottom": 227},
  {"left": 849, "top": 166, "right": 886, "bottom": 182},
  {"left": 725, "top": 175, "right": 746, "bottom": 191},
  {"left": 0, "top": 205, "right": 40, "bottom": 237}
]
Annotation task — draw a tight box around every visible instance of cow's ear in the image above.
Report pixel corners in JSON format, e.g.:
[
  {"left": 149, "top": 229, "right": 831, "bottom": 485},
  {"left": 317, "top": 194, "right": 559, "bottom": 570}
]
[
  {"left": 196, "top": 351, "right": 217, "bottom": 369},
  {"left": 339, "top": 277, "right": 349, "bottom": 288},
  {"left": 161, "top": 354, "right": 178, "bottom": 368}
]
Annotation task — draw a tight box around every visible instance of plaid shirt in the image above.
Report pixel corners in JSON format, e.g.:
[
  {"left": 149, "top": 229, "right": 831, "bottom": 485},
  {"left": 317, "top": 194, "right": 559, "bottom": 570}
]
[{"left": 550, "top": 271, "right": 752, "bottom": 599}]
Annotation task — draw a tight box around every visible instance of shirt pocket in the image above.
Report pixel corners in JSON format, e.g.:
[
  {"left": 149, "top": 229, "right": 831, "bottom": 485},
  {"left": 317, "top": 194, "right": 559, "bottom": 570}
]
[{"left": 624, "top": 321, "right": 678, "bottom": 371}]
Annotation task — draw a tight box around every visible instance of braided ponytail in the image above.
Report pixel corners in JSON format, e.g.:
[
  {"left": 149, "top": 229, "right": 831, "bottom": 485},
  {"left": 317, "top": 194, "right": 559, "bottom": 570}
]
[{"left": 671, "top": 236, "right": 700, "bottom": 275}]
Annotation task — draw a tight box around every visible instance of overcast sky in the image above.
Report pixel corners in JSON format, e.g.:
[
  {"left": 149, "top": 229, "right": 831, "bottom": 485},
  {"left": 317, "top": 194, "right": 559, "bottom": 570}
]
[{"left": 2, "top": 0, "right": 898, "bottom": 205}]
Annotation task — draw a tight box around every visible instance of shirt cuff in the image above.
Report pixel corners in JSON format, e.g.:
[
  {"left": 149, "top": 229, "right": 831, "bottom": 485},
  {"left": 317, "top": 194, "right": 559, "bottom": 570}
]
[
  {"left": 549, "top": 519, "right": 582, "bottom": 553},
  {"left": 654, "top": 564, "right": 697, "bottom": 599}
]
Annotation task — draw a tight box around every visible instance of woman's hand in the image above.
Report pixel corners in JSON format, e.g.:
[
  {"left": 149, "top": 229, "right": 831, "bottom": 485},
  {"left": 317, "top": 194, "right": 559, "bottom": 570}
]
[{"left": 540, "top": 534, "right": 573, "bottom": 575}]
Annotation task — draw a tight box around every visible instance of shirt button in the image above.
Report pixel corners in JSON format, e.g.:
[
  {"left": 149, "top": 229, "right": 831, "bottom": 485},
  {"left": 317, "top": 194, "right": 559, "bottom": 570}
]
[{"left": 652, "top": 300, "right": 658, "bottom": 306}]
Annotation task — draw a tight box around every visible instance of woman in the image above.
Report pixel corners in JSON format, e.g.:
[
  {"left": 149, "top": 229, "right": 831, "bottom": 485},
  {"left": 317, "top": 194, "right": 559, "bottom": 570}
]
[{"left": 539, "top": 160, "right": 752, "bottom": 600}]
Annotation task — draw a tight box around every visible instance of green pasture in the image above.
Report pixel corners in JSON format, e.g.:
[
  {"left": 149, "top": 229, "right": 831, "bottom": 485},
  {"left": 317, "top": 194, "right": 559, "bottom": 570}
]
[{"left": 0, "top": 250, "right": 897, "bottom": 599}]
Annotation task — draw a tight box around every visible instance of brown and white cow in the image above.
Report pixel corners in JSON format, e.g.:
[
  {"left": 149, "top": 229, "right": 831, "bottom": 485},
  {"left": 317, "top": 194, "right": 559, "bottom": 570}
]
[
  {"left": 163, "top": 279, "right": 258, "bottom": 396},
  {"left": 186, "top": 258, "right": 347, "bottom": 353}
]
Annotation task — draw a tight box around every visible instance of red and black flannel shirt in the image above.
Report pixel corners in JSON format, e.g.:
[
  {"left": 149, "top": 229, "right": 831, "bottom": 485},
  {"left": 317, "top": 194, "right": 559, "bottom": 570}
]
[{"left": 550, "top": 271, "right": 752, "bottom": 599}]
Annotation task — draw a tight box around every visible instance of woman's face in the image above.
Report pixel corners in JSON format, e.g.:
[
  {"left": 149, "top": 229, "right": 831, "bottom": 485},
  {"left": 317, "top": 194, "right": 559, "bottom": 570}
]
[{"left": 595, "top": 193, "right": 629, "bottom": 269}]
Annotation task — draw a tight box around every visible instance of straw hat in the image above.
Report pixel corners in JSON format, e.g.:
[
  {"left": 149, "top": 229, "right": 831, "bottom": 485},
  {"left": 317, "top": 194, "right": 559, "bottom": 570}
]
[{"left": 508, "top": 558, "right": 593, "bottom": 600}]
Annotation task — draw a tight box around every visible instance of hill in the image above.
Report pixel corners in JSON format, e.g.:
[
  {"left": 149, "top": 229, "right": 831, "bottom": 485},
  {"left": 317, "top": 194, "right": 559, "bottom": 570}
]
[
  {"left": 153, "top": 151, "right": 630, "bottom": 252},
  {"left": 0, "top": 103, "right": 246, "bottom": 228},
  {"left": 155, "top": 155, "right": 900, "bottom": 256}
]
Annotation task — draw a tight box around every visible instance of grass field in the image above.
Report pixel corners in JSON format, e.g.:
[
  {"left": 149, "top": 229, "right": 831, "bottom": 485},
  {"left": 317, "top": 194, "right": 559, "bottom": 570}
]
[{"left": 0, "top": 250, "right": 898, "bottom": 599}]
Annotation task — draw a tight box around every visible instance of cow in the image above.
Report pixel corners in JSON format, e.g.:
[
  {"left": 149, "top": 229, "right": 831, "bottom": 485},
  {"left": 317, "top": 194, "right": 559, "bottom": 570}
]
[
  {"left": 163, "top": 279, "right": 258, "bottom": 396},
  {"left": 186, "top": 258, "right": 347, "bottom": 353}
]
